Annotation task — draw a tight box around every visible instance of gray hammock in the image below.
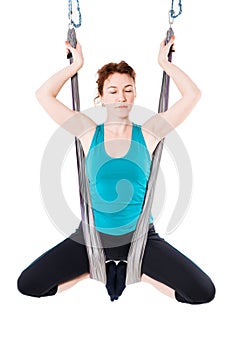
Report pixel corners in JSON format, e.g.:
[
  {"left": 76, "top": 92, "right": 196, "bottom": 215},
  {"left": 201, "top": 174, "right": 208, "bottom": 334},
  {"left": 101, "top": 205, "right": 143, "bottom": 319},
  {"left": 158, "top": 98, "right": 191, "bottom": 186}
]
[{"left": 68, "top": 27, "right": 174, "bottom": 285}]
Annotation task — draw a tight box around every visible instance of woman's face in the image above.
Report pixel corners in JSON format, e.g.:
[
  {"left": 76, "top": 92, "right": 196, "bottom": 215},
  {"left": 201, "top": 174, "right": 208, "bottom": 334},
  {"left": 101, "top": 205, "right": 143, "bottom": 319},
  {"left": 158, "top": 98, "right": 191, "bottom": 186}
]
[{"left": 101, "top": 73, "right": 136, "bottom": 118}]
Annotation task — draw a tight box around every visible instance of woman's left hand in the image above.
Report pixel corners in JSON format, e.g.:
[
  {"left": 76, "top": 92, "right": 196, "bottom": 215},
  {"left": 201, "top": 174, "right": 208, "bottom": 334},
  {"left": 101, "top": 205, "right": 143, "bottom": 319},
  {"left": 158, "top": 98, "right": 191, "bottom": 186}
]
[{"left": 158, "top": 36, "right": 175, "bottom": 68}]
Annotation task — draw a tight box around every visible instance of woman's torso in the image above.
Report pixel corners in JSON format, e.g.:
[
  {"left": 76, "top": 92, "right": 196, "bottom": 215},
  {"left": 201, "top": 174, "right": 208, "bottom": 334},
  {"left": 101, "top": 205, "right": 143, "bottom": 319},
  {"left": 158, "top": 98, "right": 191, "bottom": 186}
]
[{"left": 83, "top": 122, "right": 154, "bottom": 235}]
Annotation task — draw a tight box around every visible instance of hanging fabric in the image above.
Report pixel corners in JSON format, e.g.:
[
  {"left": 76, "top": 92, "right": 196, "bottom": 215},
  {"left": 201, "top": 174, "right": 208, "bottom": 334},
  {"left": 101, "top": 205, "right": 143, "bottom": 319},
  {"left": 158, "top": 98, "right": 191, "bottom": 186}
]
[
  {"left": 65, "top": 0, "right": 180, "bottom": 288},
  {"left": 67, "top": 26, "right": 174, "bottom": 285}
]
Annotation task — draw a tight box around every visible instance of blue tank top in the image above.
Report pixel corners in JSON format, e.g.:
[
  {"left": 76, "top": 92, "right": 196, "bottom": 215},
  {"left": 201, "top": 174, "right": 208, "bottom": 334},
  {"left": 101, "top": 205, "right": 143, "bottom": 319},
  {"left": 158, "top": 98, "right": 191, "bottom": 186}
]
[{"left": 85, "top": 122, "right": 154, "bottom": 235}]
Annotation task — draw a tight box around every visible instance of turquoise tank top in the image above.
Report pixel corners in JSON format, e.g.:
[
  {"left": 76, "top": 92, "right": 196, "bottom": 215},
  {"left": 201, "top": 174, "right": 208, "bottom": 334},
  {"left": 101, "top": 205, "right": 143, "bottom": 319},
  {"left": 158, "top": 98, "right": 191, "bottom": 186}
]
[{"left": 85, "top": 122, "right": 154, "bottom": 235}]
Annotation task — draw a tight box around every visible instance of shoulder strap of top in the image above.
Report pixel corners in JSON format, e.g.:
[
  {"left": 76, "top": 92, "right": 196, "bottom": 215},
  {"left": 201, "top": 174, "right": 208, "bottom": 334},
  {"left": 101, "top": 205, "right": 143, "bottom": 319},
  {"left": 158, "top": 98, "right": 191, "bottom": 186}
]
[
  {"left": 89, "top": 123, "right": 103, "bottom": 151},
  {"left": 132, "top": 123, "right": 147, "bottom": 147}
]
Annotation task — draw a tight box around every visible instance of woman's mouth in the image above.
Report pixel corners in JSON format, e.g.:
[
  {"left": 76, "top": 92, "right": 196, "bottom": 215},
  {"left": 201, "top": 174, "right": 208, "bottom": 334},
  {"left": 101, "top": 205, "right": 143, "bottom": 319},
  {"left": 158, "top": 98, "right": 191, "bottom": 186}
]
[{"left": 115, "top": 105, "right": 128, "bottom": 109}]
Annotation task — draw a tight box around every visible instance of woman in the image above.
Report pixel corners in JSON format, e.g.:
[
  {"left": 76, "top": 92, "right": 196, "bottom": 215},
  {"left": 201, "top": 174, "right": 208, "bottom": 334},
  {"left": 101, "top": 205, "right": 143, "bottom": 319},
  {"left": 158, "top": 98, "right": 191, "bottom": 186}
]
[{"left": 17, "top": 37, "right": 215, "bottom": 304}]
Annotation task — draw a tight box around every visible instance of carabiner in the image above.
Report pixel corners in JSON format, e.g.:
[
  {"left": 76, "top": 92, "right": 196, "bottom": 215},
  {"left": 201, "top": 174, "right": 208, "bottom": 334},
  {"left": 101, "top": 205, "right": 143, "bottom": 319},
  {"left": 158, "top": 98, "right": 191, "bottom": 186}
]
[{"left": 168, "top": 10, "right": 174, "bottom": 26}]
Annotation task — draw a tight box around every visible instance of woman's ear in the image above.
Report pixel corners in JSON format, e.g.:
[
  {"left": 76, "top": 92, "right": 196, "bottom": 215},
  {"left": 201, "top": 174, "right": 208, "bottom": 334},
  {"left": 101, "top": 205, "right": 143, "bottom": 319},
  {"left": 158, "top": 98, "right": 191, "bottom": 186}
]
[
  {"left": 101, "top": 97, "right": 105, "bottom": 107},
  {"left": 94, "top": 95, "right": 103, "bottom": 106}
]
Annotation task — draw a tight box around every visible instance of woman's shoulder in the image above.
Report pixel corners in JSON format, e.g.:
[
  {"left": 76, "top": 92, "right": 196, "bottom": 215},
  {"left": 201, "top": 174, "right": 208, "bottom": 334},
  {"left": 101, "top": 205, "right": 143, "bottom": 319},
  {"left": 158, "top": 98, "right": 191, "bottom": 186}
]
[
  {"left": 133, "top": 122, "right": 141, "bottom": 128},
  {"left": 78, "top": 124, "right": 100, "bottom": 157}
]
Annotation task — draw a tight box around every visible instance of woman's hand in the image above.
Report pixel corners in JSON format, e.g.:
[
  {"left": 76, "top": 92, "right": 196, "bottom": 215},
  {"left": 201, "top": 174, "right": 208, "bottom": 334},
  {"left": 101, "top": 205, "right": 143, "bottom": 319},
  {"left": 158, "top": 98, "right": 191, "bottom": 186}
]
[
  {"left": 158, "top": 36, "right": 175, "bottom": 69},
  {"left": 65, "top": 39, "right": 84, "bottom": 71}
]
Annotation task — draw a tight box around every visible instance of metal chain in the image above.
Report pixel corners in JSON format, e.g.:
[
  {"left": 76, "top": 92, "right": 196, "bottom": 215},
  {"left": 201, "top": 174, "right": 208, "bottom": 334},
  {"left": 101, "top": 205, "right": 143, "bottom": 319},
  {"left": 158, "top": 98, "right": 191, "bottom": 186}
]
[
  {"left": 170, "top": 0, "right": 182, "bottom": 19},
  {"left": 68, "top": 0, "right": 82, "bottom": 28}
]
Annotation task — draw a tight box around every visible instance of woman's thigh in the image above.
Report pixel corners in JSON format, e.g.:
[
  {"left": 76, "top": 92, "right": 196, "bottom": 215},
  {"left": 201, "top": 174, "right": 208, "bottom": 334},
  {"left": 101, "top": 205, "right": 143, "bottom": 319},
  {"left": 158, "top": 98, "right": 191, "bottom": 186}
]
[
  {"left": 141, "top": 227, "right": 215, "bottom": 304},
  {"left": 17, "top": 228, "right": 90, "bottom": 297}
]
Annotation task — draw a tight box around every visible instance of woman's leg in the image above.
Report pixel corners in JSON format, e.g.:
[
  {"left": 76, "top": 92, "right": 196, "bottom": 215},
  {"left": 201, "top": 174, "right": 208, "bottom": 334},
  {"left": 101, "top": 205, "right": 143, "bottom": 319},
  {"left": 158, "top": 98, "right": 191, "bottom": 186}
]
[
  {"left": 17, "top": 228, "right": 90, "bottom": 298},
  {"left": 141, "top": 226, "right": 216, "bottom": 305},
  {"left": 141, "top": 274, "right": 175, "bottom": 299},
  {"left": 57, "top": 273, "right": 90, "bottom": 293}
]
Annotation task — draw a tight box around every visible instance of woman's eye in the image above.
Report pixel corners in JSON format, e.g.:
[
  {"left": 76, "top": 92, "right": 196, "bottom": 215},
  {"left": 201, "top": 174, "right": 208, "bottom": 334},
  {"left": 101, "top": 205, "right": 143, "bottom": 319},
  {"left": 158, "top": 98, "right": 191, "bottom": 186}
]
[{"left": 108, "top": 89, "right": 133, "bottom": 94}]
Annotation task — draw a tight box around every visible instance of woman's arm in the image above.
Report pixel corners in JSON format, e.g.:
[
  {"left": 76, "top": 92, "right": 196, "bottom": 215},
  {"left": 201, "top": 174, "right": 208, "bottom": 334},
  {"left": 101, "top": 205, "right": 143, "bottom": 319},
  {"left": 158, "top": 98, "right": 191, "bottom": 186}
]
[
  {"left": 143, "top": 36, "right": 201, "bottom": 141},
  {"left": 35, "top": 40, "right": 96, "bottom": 137}
]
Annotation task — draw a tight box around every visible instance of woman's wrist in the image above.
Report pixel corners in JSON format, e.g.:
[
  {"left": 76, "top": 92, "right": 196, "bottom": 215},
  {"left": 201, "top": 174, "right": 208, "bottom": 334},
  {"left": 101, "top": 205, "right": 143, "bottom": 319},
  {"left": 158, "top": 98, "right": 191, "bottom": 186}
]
[
  {"left": 69, "top": 61, "right": 82, "bottom": 76},
  {"left": 158, "top": 59, "right": 172, "bottom": 73}
]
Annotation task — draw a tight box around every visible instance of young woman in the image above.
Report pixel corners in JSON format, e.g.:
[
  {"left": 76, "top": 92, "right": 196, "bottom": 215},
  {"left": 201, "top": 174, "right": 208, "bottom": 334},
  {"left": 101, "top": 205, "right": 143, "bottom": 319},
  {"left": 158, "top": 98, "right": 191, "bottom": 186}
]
[{"left": 17, "top": 37, "right": 215, "bottom": 304}]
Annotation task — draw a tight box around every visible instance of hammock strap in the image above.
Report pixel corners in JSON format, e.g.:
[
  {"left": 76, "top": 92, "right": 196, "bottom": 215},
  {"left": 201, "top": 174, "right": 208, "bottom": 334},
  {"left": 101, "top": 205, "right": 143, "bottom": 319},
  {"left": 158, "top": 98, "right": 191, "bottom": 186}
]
[
  {"left": 67, "top": 28, "right": 107, "bottom": 283},
  {"left": 68, "top": 27, "right": 174, "bottom": 285},
  {"left": 126, "top": 27, "right": 174, "bottom": 284}
]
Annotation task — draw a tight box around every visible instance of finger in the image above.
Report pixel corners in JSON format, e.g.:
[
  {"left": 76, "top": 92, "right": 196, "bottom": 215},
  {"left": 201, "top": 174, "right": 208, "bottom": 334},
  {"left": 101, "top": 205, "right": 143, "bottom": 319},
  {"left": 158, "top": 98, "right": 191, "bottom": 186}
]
[
  {"left": 65, "top": 41, "right": 72, "bottom": 49},
  {"left": 65, "top": 40, "right": 77, "bottom": 50},
  {"left": 160, "top": 37, "right": 167, "bottom": 46},
  {"left": 169, "top": 35, "right": 175, "bottom": 44},
  {"left": 164, "top": 37, "right": 175, "bottom": 51},
  {"left": 75, "top": 40, "right": 82, "bottom": 50}
]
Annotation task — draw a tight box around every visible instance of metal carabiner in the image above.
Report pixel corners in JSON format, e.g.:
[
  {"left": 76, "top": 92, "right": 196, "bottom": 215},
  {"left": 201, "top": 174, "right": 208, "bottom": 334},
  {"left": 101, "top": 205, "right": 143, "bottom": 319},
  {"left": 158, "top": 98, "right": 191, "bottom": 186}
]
[
  {"left": 168, "top": 10, "right": 174, "bottom": 26},
  {"left": 170, "top": 0, "right": 182, "bottom": 20},
  {"left": 68, "top": 0, "right": 82, "bottom": 29}
]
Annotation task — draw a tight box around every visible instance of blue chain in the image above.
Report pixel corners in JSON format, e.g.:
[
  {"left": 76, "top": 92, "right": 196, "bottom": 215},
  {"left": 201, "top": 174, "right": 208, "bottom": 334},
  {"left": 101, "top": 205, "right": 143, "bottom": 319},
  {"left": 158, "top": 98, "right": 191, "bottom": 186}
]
[
  {"left": 170, "top": 0, "right": 182, "bottom": 19},
  {"left": 68, "top": 0, "right": 82, "bottom": 28}
]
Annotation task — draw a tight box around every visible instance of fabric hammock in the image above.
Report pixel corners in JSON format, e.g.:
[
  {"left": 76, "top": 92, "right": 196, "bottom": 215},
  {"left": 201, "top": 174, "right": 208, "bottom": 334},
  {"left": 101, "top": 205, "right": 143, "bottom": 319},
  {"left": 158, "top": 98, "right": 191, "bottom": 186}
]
[{"left": 67, "top": 27, "right": 174, "bottom": 285}]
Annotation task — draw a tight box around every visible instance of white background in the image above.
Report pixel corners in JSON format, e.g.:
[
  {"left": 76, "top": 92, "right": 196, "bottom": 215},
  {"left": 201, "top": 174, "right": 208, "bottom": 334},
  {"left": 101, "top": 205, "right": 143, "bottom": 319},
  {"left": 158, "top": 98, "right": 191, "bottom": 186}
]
[{"left": 1, "top": 0, "right": 232, "bottom": 349}]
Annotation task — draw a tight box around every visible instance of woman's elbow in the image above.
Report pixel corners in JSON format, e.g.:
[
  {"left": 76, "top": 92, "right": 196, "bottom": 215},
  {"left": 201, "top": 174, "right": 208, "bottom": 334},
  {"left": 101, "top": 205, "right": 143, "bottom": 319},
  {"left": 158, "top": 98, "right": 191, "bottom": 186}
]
[
  {"left": 195, "top": 87, "right": 202, "bottom": 102},
  {"left": 190, "top": 87, "right": 202, "bottom": 107},
  {"left": 35, "top": 88, "right": 51, "bottom": 107},
  {"left": 35, "top": 88, "right": 43, "bottom": 103}
]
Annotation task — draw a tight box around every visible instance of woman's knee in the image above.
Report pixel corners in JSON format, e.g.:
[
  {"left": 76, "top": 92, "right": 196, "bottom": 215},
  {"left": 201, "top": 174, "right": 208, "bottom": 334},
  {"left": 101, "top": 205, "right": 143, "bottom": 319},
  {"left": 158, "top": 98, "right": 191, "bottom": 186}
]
[
  {"left": 176, "top": 278, "right": 216, "bottom": 305},
  {"left": 17, "top": 270, "right": 38, "bottom": 297},
  {"left": 17, "top": 270, "right": 34, "bottom": 297},
  {"left": 199, "top": 279, "right": 216, "bottom": 304},
  {"left": 17, "top": 269, "right": 57, "bottom": 298}
]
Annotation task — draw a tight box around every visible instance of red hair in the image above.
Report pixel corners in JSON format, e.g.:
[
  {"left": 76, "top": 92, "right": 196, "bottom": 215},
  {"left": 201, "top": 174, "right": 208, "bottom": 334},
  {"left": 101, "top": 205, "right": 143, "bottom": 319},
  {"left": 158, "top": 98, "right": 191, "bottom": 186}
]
[{"left": 95, "top": 61, "right": 136, "bottom": 102}]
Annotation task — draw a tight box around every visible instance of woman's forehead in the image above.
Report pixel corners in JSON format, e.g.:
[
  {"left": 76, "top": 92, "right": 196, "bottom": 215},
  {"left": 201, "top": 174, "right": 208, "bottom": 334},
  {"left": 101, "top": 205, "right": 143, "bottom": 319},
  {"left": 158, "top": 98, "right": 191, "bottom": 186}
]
[{"left": 104, "top": 73, "right": 134, "bottom": 87}]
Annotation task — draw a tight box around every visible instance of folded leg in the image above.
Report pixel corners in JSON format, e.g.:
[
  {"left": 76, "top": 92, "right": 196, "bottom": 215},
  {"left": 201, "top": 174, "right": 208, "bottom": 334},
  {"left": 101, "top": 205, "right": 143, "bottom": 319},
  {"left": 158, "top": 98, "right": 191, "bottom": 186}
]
[
  {"left": 17, "top": 231, "right": 90, "bottom": 298},
  {"left": 141, "top": 227, "right": 215, "bottom": 304}
]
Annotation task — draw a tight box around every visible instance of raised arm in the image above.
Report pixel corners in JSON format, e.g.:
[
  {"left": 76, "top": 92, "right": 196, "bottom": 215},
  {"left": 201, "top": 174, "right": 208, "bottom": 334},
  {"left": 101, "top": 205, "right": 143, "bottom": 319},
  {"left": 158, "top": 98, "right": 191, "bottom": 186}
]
[
  {"left": 35, "top": 40, "right": 96, "bottom": 137},
  {"left": 143, "top": 36, "right": 201, "bottom": 141}
]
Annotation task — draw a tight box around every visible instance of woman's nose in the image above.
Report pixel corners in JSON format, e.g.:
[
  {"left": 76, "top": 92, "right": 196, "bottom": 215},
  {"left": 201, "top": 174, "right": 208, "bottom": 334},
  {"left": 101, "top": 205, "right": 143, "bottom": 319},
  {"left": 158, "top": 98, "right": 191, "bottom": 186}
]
[{"left": 117, "top": 91, "right": 127, "bottom": 102}]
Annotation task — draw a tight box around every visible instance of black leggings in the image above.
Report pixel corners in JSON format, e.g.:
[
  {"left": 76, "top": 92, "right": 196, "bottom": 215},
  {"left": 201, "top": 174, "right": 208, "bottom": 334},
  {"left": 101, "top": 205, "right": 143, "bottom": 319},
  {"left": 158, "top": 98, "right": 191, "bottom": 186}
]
[{"left": 17, "top": 223, "right": 215, "bottom": 304}]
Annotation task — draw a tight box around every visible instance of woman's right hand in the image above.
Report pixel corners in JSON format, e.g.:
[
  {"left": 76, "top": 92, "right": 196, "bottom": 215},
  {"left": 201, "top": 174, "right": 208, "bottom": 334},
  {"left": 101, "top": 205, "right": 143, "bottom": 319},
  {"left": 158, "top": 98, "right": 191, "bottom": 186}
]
[
  {"left": 158, "top": 36, "right": 175, "bottom": 69},
  {"left": 65, "top": 39, "right": 84, "bottom": 71}
]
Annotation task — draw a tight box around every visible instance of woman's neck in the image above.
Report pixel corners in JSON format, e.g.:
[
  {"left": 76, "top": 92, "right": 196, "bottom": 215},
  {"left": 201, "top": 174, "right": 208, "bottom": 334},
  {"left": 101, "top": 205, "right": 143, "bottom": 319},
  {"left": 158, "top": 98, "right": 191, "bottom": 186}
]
[{"left": 104, "top": 118, "right": 132, "bottom": 135}]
